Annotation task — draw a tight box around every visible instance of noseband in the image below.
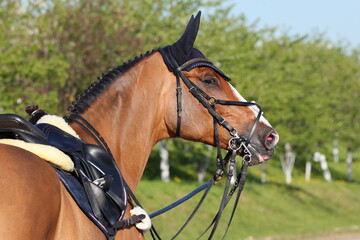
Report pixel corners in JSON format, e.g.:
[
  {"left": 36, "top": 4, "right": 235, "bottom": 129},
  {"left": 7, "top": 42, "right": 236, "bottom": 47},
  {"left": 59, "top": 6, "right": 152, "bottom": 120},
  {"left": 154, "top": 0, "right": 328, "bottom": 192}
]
[
  {"left": 67, "top": 48, "right": 265, "bottom": 240},
  {"left": 158, "top": 46, "right": 264, "bottom": 239},
  {"left": 160, "top": 46, "right": 262, "bottom": 162}
]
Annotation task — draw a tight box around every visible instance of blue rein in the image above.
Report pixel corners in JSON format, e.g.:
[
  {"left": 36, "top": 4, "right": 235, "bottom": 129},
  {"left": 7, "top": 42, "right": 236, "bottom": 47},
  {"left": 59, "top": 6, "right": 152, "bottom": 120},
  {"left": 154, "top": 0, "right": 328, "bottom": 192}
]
[{"left": 149, "top": 180, "right": 213, "bottom": 219}]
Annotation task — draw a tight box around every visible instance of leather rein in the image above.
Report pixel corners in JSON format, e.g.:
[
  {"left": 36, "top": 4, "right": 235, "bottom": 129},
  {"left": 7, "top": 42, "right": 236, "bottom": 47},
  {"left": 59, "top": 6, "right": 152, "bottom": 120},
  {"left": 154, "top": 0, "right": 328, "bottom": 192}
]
[
  {"left": 67, "top": 47, "right": 263, "bottom": 239},
  {"left": 156, "top": 47, "right": 263, "bottom": 239},
  {"left": 159, "top": 46, "right": 262, "bottom": 164}
]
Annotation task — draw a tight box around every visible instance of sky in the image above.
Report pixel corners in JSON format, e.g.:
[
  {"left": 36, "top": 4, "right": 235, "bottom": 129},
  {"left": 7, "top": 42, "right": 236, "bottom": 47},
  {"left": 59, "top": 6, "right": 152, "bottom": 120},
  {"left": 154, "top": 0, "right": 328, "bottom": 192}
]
[{"left": 229, "top": 0, "right": 360, "bottom": 49}]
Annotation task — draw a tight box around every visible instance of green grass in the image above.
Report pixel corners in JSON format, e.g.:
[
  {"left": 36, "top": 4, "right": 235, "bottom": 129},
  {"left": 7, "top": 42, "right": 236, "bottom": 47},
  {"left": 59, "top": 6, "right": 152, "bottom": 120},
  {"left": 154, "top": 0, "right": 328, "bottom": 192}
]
[{"left": 135, "top": 160, "right": 360, "bottom": 239}]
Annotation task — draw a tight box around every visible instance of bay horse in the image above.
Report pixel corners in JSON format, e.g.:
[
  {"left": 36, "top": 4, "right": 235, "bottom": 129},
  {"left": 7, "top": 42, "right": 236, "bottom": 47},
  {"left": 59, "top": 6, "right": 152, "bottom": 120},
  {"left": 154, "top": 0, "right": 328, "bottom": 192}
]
[{"left": 0, "top": 12, "right": 279, "bottom": 239}]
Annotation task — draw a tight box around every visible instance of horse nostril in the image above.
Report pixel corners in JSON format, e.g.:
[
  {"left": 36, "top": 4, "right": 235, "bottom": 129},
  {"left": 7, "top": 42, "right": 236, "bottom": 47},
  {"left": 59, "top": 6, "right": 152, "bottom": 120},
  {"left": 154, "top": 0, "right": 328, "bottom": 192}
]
[
  {"left": 267, "top": 135, "right": 274, "bottom": 142},
  {"left": 265, "top": 131, "right": 279, "bottom": 150}
]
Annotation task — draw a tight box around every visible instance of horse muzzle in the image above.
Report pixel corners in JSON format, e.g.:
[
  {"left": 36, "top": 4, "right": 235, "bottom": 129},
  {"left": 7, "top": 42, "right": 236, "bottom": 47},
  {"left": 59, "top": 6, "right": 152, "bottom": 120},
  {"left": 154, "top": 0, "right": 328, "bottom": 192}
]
[{"left": 239, "top": 129, "right": 279, "bottom": 166}]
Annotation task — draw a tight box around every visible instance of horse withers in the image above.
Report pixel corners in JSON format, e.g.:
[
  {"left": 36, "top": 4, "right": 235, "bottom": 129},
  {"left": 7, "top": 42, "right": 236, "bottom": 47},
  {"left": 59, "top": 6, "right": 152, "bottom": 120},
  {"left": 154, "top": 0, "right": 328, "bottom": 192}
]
[{"left": 0, "top": 12, "right": 278, "bottom": 240}]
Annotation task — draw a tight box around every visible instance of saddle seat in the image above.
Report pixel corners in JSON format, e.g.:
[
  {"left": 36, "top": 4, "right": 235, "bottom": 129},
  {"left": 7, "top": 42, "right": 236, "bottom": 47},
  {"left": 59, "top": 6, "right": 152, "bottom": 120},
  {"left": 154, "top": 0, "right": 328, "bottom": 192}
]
[
  {"left": 0, "top": 114, "right": 48, "bottom": 144},
  {"left": 0, "top": 113, "right": 128, "bottom": 239}
]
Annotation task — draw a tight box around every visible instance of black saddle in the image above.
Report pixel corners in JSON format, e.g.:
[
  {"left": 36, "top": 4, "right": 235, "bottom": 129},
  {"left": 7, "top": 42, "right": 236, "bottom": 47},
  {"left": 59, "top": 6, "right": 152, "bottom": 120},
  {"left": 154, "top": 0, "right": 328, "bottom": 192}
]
[
  {"left": 0, "top": 114, "right": 48, "bottom": 144},
  {"left": 0, "top": 114, "right": 128, "bottom": 239}
]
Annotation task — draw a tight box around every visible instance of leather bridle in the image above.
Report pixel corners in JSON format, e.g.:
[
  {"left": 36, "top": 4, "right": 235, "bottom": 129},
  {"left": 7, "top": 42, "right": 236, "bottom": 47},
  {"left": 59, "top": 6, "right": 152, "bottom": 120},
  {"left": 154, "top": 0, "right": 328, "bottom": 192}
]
[
  {"left": 159, "top": 46, "right": 262, "bottom": 162},
  {"left": 67, "top": 47, "right": 266, "bottom": 239},
  {"left": 158, "top": 46, "right": 264, "bottom": 239}
]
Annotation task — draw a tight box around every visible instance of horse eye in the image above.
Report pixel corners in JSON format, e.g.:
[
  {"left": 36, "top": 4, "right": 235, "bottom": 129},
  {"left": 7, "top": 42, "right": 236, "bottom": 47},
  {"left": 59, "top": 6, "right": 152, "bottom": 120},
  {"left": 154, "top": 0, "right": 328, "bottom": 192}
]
[{"left": 203, "top": 77, "right": 218, "bottom": 86}]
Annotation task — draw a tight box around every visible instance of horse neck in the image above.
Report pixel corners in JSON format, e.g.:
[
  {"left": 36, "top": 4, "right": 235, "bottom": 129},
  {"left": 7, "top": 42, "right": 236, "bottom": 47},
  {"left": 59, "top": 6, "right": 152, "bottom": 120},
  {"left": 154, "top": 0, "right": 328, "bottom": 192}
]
[{"left": 72, "top": 52, "right": 173, "bottom": 190}]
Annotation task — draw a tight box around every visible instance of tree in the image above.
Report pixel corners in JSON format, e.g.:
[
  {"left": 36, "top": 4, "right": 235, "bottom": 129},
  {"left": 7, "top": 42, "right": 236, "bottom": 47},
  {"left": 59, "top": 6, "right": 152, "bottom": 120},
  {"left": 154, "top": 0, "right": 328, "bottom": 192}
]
[
  {"left": 1, "top": 0, "right": 360, "bottom": 179},
  {"left": 0, "top": 0, "right": 68, "bottom": 115}
]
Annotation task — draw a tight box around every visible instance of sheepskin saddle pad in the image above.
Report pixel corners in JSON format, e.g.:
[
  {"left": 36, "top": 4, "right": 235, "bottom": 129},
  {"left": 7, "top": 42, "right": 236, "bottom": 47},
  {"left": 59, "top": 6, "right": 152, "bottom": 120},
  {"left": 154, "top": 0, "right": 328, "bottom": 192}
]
[{"left": 0, "top": 113, "right": 127, "bottom": 238}]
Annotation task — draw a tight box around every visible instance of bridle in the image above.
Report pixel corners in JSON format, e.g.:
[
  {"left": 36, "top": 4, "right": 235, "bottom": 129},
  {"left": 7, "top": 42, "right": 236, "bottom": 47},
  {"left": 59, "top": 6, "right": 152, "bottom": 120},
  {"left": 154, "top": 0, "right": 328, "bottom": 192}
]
[
  {"left": 155, "top": 46, "right": 264, "bottom": 239},
  {"left": 159, "top": 46, "right": 262, "bottom": 162},
  {"left": 67, "top": 47, "right": 265, "bottom": 239}
]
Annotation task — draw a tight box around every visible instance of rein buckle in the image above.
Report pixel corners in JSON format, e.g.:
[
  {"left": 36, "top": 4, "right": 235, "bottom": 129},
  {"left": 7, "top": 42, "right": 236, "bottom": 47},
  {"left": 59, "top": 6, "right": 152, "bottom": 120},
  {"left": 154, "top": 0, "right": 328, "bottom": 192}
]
[{"left": 214, "top": 169, "right": 224, "bottom": 184}]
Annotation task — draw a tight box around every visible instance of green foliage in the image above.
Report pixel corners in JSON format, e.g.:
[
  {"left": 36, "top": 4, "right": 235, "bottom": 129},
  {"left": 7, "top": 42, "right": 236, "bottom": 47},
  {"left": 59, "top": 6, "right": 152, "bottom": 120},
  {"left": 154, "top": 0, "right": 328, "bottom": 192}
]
[
  {"left": 1, "top": 0, "right": 360, "bottom": 178},
  {"left": 198, "top": 8, "right": 360, "bottom": 166},
  {"left": 144, "top": 139, "right": 218, "bottom": 181},
  {"left": 0, "top": 0, "right": 68, "bottom": 115}
]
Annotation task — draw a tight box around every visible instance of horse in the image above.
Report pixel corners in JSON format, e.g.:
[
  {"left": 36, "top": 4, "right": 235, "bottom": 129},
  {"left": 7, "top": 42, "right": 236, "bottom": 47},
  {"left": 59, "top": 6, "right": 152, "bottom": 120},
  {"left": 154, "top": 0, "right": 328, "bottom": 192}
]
[{"left": 0, "top": 12, "right": 279, "bottom": 240}]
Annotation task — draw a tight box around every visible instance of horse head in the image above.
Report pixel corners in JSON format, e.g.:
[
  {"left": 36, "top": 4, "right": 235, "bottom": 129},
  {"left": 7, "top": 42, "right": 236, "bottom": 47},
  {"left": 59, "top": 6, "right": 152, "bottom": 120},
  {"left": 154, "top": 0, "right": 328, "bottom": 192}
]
[{"left": 160, "top": 12, "right": 279, "bottom": 165}]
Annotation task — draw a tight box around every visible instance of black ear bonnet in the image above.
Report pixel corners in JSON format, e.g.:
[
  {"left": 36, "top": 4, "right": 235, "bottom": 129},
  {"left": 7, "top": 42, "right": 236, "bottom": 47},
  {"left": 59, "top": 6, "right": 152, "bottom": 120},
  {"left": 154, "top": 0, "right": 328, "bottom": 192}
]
[{"left": 160, "top": 11, "right": 230, "bottom": 81}]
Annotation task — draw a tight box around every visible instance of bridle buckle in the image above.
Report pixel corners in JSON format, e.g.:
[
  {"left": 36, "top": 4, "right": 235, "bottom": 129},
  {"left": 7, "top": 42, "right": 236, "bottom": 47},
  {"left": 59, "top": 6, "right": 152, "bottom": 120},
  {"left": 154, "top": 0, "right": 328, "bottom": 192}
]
[{"left": 208, "top": 96, "right": 217, "bottom": 105}]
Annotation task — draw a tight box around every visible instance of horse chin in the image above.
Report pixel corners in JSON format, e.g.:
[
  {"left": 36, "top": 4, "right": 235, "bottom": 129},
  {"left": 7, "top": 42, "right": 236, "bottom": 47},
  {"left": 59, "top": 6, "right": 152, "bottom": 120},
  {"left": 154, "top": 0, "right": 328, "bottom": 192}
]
[{"left": 243, "top": 145, "right": 273, "bottom": 166}]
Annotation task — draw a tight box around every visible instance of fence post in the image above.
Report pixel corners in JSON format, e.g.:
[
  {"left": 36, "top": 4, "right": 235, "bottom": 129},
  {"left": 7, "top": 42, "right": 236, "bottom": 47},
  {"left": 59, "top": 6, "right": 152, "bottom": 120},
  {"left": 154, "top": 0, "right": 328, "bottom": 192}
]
[
  {"left": 159, "top": 140, "right": 170, "bottom": 182},
  {"left": 197, "top": 145, "right": 212, "bottom": 183},
  {"left": 346, "top": 149, "right": 353, "bottom": 182},
  {"left": 305, "top": 161, "right": 311, "bottom": 182},
  {"left": 313, "top": 152, "right": 332, "bottom": 182},
  {"left": 280, "top": 143, "right": 296, "bottom": 184},
  {"left": 333, "top": 140, "right": 339, "bottom": 163}
]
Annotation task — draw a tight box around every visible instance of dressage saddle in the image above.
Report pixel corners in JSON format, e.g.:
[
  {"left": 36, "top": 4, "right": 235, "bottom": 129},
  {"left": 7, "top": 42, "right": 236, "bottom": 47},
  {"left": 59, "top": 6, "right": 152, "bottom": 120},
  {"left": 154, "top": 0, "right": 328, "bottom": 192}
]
[
  {"left": 0, "top": 114, "right": 128, "bottom": 239},
  {"left": 0, "top": 114, "right": 48, "bottom": 144}
]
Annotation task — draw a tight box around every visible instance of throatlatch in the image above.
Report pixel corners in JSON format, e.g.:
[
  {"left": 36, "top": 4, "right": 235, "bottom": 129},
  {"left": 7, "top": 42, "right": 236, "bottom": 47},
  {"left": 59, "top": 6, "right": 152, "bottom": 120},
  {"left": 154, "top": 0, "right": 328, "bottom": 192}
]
[{"left": 156, "top": 39, "right": 263, "bottom": 239}]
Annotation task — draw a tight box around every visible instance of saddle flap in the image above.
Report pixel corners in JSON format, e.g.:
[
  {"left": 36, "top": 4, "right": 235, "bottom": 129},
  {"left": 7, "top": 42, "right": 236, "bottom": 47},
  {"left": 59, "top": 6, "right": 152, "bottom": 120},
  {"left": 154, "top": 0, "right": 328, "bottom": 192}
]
[
  {"left": 81, "top": 143, "right": 127, "bottom": 214},
  {"left": 1, "top": 115, "right": 128, "bottom": 236},
  {"left": 88, "top": 182, "right": 121, "bottom": 226}
]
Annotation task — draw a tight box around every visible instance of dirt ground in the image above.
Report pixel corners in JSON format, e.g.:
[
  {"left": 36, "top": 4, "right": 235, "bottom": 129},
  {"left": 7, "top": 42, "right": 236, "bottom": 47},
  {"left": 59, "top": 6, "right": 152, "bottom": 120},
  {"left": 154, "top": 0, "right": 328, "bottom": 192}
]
[
  {"left": 253, "top": 226, "right": 360, "bottom": 240},
  {"left": 254, "top": 233, "right": 360, "bottom": 240},
  {"left": 305, "top": 232, "right": 360, "bottom": 240}
]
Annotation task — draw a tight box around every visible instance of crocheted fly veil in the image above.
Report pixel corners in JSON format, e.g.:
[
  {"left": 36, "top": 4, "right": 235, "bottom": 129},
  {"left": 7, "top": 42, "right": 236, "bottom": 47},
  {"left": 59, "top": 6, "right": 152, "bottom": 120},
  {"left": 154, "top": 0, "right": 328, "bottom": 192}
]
[{"left": 161, "top": 11, "right": 230, "bottom": 81}]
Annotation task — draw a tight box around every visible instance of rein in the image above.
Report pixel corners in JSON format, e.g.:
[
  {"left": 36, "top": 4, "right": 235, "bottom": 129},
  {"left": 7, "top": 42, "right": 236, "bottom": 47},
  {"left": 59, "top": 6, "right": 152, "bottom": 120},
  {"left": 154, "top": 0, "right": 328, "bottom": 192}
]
[
  {"left": 158, "top": 46, "right": 263, "bottom": 239},
  {"left": 66, "top": 114, "right": 162, "bottom": 239},
  {"left": 65, "top": 47, "right": 263, "bottom": 239}
]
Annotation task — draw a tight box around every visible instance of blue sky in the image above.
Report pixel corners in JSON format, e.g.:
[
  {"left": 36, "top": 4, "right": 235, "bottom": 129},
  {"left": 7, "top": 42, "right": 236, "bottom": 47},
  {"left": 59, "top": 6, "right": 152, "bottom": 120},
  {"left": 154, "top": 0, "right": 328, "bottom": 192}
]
[{"left": 229, "top": 0, "right": 360, "bottom": 49}]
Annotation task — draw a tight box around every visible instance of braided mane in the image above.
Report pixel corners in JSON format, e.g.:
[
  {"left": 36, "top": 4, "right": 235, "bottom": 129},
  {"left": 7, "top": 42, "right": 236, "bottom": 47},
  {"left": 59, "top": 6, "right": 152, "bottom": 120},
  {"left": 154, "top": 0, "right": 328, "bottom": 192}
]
[{"left": 68, "top": 49, "right": 158, "bottom": 114}]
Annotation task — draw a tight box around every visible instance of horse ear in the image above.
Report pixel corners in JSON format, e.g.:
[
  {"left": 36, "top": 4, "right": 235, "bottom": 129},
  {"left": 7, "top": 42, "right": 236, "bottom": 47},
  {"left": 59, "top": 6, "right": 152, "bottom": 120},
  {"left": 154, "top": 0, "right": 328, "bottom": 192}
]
[
  {"left": 184, "top": 15, "right": 195, "bottom": 32},
  {"left": 175, "top": 11, "right": 201, "bottom": 54}
]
